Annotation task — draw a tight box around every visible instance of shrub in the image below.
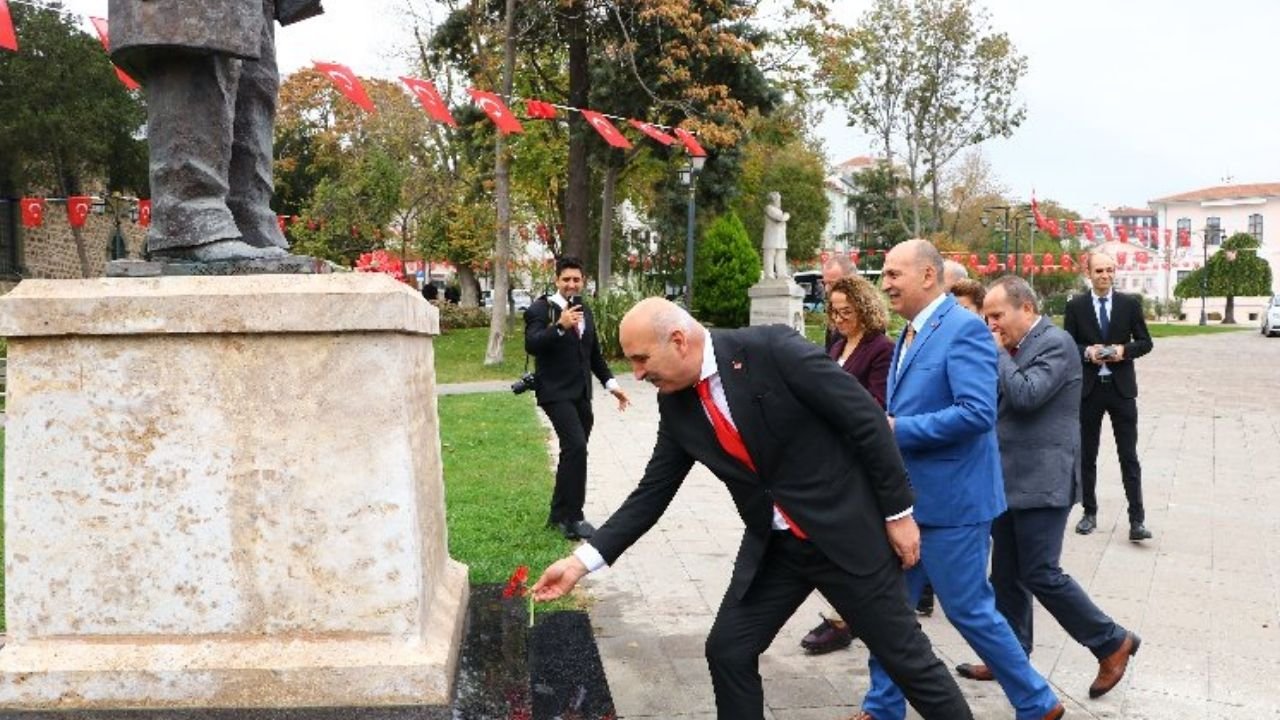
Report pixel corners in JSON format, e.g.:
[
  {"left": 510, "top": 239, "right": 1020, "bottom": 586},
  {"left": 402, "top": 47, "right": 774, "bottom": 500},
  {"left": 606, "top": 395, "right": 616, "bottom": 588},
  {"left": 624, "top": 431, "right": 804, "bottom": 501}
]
[
  {"left": 436, "top": 302, "right": 491, "bottom": 331},
  {"left": 692, "top": 212, "right": 761, "bottom": 327},
  {"left": 592, "top": 276, "right": 666, "bottom": 359}
]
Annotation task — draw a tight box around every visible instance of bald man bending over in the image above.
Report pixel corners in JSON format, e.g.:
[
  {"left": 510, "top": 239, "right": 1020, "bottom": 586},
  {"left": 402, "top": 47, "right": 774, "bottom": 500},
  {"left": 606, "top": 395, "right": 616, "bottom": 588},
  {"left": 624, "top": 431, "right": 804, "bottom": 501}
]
[{"left": 532, "top": 298, "right": 970, "bottom": 720}]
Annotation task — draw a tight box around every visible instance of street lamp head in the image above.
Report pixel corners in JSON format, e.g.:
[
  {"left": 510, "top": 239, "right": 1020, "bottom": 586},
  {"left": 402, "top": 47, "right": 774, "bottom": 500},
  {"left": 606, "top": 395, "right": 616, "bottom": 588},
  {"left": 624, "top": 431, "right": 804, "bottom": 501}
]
[
  {"left": 691, "top": 155, "right": 707, "bottom": 172},
  {"left": 980, "top": 216, "right": 989, "bottom": 228},
  {"left": 678, "top": 165, "right": 693, "bottom": 186}
]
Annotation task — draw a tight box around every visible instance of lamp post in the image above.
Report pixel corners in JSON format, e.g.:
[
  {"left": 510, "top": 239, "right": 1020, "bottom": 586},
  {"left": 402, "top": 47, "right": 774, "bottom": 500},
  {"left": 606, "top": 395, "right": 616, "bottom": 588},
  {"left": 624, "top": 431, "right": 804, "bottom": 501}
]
[
  {"left": 1198, "top": 225, "right": 1216, "bottom": 326},
  {"left": 982, "top": 205, "right": 1012, "bottom": 271},
  {"left": 678, "top": 154, "right": 706, "bottom": 308}
]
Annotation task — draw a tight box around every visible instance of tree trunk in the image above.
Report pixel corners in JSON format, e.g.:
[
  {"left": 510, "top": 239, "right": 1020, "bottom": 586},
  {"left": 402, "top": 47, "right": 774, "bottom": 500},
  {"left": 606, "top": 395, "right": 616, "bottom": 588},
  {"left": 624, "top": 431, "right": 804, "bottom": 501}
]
[
  {"left": 597, "top": 164, "right": 618, "bottom": 296},
  {"left": 1224, "top": 295, "right": 1236, "bottom": 324},
  {"left": 458, "top": 265, "right": 480, "bottom": 307},
  {"left": 484, "top": 0, "right": 517, "bottom": 366},
  {"left": 562, "top": 0, "right": 590, "bottom": 261}
]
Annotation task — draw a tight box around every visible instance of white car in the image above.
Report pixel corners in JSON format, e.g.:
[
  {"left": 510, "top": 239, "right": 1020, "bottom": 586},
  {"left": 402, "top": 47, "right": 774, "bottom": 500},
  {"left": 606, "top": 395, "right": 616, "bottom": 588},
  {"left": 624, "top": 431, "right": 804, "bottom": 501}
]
[
  {"left": 1262, "top": 294, "right": 1280, "bottom": 337},
  {"left": 511, "top": 289, "right": 533, "bottom": 314}
]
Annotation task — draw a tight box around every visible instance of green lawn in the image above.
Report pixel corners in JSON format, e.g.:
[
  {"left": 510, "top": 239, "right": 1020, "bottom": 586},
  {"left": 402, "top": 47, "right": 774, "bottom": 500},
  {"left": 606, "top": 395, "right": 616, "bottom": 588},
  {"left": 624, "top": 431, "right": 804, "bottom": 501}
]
[
  {"left": 437, "top": 392, "right": 578, "bottom": 605},
  {"left": 1147, "top": 323, "right": 1248, "bottom": 337}
]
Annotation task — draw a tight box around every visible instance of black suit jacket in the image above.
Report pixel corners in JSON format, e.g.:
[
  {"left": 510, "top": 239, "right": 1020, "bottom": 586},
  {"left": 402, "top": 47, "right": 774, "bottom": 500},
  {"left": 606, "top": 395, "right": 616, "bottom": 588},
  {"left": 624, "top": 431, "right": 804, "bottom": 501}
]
[
  {"left": 590, "top": 325, "right": 914, "bottom": 599},
  {"left": 1062, "top": 291, "right": 1153, "bottom": 399},
  {"left": 524, "top": 295, "right": 614, "bottom": 405}
]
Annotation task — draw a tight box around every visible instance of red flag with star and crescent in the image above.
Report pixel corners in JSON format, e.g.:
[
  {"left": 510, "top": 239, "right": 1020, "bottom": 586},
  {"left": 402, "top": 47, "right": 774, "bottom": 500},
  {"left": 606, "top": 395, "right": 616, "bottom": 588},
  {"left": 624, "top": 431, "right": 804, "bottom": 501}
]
[
  {"left": 20, "top": 197, "right": 43, "bottom": 227},
  {"left": 400, "top": 76, "right": 457, "bottom": 126},
  {"left": 674, "top": 128, "right": 707, "bottom": 157},
  {"left": 467, "top": 89, "right": 523, "bottom": 134},
  {"left": 88, "top": 17, "right": 141, "bottom": 90},
  {"left": 137, "top": 199, "right": 151, "bottom": 227},
  {"left": 314, "top": 61, "right": 376, "bottom": 113},
  {"left": 1, "top": 0, "right": 18, "bottom": 52},
  {"left": 581, "top": 110, "right": 632, "bottom": 149},
  {"left": 628, "top": 119, "right": 677, "bottom": 146},
  {"left": 524, "top": 100, "right": 558, "bottom": 120},
  {"left": 66, "top": 196, "right": 92, "bottom": 229}
]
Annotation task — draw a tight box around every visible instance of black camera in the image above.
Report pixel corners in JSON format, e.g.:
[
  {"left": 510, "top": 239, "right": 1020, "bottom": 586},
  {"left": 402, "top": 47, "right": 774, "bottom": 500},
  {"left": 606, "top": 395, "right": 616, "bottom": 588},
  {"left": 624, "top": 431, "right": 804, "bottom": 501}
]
[{"left": 511, "top": 372, "right": 538, "bottom": 395}]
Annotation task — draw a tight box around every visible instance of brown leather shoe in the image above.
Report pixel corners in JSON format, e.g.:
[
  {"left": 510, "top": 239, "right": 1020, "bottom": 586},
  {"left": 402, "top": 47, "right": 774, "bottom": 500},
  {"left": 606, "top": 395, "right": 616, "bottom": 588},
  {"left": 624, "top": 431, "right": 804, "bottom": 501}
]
[
  {"left": 1090, "top": 631, "right": 1141, "bottom": 697},
  {"left": 955, "top": 662, "right": 995, "bottom": 681},
  {"left": 1042, "top": 703, "right": 1065, "bottom": 720}
]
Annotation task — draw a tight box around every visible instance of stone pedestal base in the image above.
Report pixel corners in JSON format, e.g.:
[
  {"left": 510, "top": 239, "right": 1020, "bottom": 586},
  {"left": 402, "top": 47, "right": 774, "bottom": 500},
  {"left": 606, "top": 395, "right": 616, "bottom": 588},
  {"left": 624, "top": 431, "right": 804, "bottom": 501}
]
[
  {"left": 748, "top": 279, "right": 805, "bottom": 334},
  {"left": 0, "top": 274, "right": 467, "bottom": 710}
]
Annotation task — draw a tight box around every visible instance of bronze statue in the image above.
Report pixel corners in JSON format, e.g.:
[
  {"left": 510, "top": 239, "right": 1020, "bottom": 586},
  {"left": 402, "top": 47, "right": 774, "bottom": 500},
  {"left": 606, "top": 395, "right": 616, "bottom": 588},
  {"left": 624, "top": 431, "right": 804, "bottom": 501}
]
[{"left": 108, "top": 0, "right": 324, "bottom": 262}]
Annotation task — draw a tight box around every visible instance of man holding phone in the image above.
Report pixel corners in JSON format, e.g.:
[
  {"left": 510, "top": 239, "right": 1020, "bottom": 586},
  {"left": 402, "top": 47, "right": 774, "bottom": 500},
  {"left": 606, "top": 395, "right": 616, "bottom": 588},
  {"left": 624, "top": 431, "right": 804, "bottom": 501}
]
[
  {"left": 1063, "top": 251, "right": 1154, "bottom": 541},
  {"left": 525, "top": 257, "right": 630, "bottom": 540}
]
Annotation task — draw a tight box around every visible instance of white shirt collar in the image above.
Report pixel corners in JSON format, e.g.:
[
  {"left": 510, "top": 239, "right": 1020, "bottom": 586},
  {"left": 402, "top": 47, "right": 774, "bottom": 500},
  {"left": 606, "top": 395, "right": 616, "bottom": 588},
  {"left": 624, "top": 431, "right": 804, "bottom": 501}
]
[
  {"left": 1092, "top": 288, "right": 1114, "bottom": 305},
  {"left": 699, "top": 329, "right": 718, "bottom": 383},
  {"left": 910, "top": 292, "right": 949, "bottom": 332}
]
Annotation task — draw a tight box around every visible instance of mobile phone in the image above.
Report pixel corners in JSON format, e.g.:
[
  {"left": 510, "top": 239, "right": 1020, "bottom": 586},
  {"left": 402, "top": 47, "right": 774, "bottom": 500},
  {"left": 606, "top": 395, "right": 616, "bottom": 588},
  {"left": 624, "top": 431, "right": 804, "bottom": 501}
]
[{"left": 568, "top": 295, "right": 584, "bottom": 309}]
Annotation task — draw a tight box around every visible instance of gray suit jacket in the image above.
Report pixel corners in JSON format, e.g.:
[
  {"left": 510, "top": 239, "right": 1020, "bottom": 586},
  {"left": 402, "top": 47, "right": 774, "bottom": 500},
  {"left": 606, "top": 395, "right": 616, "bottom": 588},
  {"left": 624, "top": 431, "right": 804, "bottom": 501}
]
[{"left": 995, "top": 318, "right": 1082, "bottom": 510}]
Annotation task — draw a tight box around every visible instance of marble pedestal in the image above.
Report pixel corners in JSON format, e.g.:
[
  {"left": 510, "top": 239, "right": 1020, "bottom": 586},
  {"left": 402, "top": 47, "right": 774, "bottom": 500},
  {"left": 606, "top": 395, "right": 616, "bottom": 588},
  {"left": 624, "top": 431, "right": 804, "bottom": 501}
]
[
  {"left": 747, "top": 278, "right": 805, "bottom": 334},
  {"left": 0, "top": 274, "right": 468, "bottom": 711}
]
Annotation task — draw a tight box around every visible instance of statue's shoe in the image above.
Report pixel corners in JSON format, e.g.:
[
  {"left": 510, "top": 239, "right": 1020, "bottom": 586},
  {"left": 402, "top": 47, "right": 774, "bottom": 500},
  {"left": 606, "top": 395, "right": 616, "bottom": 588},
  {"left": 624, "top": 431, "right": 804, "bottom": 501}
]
[{"left": 152, "top": 240, "right": 289, "bottom": 262}]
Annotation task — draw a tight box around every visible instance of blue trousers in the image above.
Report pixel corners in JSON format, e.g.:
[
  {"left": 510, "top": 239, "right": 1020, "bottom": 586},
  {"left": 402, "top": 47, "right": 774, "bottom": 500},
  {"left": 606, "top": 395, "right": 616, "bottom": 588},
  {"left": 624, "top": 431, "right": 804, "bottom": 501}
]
[{"left": 862, "top": 522, "right": 1059, "bottom": 720}]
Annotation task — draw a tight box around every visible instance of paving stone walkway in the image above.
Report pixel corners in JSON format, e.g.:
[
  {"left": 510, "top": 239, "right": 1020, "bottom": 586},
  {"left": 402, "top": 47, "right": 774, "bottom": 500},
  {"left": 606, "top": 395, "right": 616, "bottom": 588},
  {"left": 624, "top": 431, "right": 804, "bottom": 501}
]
[{"left": 551, "top": 329, "right": 1280, "bottom": 719}]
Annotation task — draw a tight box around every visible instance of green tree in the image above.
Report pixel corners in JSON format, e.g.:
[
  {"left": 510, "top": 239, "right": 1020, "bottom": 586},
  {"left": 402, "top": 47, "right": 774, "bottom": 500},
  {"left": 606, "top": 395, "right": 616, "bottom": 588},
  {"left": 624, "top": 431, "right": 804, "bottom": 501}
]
[
  {"left": 693, "top": 212, "right": 760, "bottom": 327},
  {"left": 847, "top": 161, "right": 912, "bottom": 271},
  {"left": 289, "top": 150, "right": 404, "bottom": 265},
  {"left": 1174, "top": 232, "right": 1272, "bottom": 324},
  {"left": 823, "top": 0, "right": 1026, "bottom": 233}
]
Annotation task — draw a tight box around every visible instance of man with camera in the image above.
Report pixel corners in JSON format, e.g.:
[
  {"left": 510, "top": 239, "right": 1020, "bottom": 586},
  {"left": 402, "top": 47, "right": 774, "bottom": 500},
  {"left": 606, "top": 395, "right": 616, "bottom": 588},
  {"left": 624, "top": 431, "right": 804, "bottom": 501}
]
[
  {"left": 1063, "top": 251, "right": 1154, "bottom": 542},
  {"left": 524, "top": 257, "right": 630, "bottom": 540}
]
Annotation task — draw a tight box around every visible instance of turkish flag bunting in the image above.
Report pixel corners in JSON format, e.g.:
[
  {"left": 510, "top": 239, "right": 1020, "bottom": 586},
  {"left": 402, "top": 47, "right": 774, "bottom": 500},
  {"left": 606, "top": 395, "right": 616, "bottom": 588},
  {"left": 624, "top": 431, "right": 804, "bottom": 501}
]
[
  {"left": 277, "top": 215, "right": 288, "bottom": 232},
  {"left": 66, "top": 196, "right": 92, "bottom": 229},
  {"left": 628, "top": 119, "right": 677, "bottom": 146},
  {"left": 315, "top": 61, "right": 376, "bottom": 113},
  {"left": 1164, "top": 228, "right": 1173, "bottom": 246},
  {"left": 88, "top": 17, "right": 141, "bottom": 90},
  {"left": 137, "top": 199, "right": 151, "bottom": 227},
  {"left": 1117, "top": 226, "right": 1128, "bottom": 243},
  {"left": 674, "top": 128, "right": 707, "bottom": 157},
  {"left": 467, "top": 89, "right": 523, "bottom": 134},
  {"left": 1066, "top": 219, "right": 1077, "bottom": 236},
  {"left": 19, "top": 197, "right": 43, "bottom": 227},
  {"left": 524, "top": 99, "right": 558, "bottom": 119},
  {"left": 581, "top": 110, "right": 632, "bottom": 149},
  {"left": 1, "top": 0, "right": 17, "bottom": 52},
  {"left": 1083, "top": 223, "right": 1095, "bottom": 241},
  {"left": 400, "top": 76, "right": 456, "bottom": 126},
  {"left": 1102, "top": 225, "right": 1113, "bottom": 241}
]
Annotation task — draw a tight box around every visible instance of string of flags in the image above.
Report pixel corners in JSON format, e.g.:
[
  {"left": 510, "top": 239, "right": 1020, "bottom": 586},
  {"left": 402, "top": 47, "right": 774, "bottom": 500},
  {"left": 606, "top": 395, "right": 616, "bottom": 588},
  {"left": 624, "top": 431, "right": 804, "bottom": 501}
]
[
  {"left": 0, "top": 3, "right": 708, "bottom": 157},
  {"left": 1030, "top": 196, "right": 1197, "bottom": 248},
  {"left": 818, "top": 246, "right": 1201, "bottom": 275}
]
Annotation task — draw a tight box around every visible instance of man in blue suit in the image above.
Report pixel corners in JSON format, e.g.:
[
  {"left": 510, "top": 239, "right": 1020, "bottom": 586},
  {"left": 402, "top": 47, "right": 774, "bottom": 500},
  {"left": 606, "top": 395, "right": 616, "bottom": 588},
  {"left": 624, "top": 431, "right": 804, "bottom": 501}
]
[{"left": 856, "top": 240, "right": 1063, "bottom": 720}]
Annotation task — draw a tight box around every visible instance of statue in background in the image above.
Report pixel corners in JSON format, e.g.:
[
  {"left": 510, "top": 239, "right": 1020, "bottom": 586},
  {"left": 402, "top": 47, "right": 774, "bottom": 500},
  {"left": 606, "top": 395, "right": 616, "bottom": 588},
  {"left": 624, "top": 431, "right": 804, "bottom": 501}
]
[
  {"left": 761, "top": 191, "right": 790, "bottom": 280},
  {"left": 108, "top": 0, "right": 324, "bottom": 262}
]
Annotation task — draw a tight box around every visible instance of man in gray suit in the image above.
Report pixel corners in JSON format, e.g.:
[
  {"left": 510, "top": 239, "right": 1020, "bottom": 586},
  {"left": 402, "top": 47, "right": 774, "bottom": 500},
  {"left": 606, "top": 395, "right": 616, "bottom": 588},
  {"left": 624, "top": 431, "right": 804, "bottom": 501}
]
[
  {"left": 952, "top": 276, "right": 1140, "bottom": 700},
  {"left": 109, "top": 0, "right": 323, "bottom": 261}
]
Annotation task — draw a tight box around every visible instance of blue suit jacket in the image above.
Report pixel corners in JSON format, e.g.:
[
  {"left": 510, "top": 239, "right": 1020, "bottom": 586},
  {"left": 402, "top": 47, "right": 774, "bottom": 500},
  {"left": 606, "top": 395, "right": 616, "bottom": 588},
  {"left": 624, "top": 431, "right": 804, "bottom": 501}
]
[{"left": 887, "top": 295, "right": 1006, "bottom": 527}]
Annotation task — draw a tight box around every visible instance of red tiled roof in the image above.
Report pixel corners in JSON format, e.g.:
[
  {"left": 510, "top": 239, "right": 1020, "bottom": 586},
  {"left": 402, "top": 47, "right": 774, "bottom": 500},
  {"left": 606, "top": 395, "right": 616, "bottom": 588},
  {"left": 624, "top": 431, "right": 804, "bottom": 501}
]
[
  {"left": 837, "top": 155, "right": 877, "bottom": 169},
  {"left": 1109, "top": 206, "right": 1155, "bottom": 217},
  {"left": 1150, "top": 183, "right": 1280, "bottom": 204}
]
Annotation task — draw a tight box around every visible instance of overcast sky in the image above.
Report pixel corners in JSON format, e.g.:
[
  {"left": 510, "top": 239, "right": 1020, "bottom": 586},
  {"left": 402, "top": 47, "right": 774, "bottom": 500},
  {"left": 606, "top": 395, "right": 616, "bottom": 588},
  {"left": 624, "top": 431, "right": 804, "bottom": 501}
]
[{"left": 55, "top": 0, "right": 1280, "bottom": 217}]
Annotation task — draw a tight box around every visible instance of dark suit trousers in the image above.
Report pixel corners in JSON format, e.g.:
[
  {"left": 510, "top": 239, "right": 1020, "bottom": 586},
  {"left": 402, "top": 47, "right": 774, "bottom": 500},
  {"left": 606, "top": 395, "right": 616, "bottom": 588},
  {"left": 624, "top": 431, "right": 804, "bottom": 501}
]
[
  {"left": 991, "top": 507, "right": 1127, "bottom": 660},
  {"left": 541, "top": 396, "right": 593, "bottom": 523},
  {"left": 705, "top": 533, "right": 970, "bottom": 720},
  {"left": 1080, "top": 382, "right": 1145, "bottom": 522}
]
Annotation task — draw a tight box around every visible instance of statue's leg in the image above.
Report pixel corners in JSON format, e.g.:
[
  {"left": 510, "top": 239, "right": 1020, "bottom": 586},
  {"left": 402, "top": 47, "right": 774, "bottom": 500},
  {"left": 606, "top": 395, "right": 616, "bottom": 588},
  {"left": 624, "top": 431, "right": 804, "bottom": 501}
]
[
  {"left": 144, "top": 53, "right": 244, "bottom": 253},
  {"left": 227, "top": 0, "right": 288, "bottom": 251}
]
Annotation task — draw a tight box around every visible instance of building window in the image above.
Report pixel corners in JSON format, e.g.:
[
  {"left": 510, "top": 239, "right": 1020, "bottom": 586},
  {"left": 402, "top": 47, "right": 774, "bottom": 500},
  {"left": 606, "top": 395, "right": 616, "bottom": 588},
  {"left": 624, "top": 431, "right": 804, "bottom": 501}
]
[
  {"left": 1249, "top": 213, "right": 1263, "bottom": 242},
  {"left": 1206, "top": 216, "right": 1222, "bottom": 245}
]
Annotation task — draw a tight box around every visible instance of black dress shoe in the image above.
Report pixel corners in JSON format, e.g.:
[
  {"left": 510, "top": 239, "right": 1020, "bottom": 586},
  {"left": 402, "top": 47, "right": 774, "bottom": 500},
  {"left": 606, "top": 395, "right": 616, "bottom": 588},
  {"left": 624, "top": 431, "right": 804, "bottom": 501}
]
[
  {"left": 800, "top": 615, "right": 853, "bottom": 654},
  {"left": 570, "top": 520, "right": 596, "bottom": 539},
  {"left": 1129, "top": 522, "right": 1153, "bottom": 542},
  {"left": 916, "top": 583, "right": 935, "bottom": 616},
  {"left": 1075, "top": 513, "right": 1097, "bottom": 535}
]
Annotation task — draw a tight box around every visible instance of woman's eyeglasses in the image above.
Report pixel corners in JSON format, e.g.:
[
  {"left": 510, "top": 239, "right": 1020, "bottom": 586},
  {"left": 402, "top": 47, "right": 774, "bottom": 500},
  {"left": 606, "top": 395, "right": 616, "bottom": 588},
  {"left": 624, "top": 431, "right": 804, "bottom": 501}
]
[{"left": 829, "top": 306, "right": 856, "bottom": 322}]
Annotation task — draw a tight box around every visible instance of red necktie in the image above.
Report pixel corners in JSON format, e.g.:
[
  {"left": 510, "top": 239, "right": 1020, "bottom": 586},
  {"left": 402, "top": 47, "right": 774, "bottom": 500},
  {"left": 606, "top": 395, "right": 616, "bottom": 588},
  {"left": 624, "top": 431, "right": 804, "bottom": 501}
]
[{"left": 695, "top": 378, "right": 808, "bottom": 540}]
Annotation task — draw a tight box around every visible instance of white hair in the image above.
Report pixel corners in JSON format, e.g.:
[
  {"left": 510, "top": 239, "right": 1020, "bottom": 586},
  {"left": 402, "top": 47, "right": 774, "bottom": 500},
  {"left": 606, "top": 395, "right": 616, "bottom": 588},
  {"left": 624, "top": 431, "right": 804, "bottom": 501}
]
[{"left": 943, "top": 259, "right": 969, "bottom": 289}]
